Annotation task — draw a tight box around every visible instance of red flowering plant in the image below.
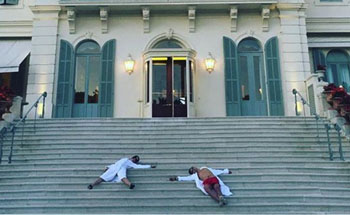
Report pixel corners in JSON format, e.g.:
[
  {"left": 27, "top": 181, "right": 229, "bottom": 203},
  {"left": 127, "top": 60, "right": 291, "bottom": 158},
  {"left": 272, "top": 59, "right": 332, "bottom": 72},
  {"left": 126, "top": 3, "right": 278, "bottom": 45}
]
[
  {"left": 0, "top": 86, "right": 15, "bottom": 120},
  {"left": 323, "top": 83, "right": 350, "bottom": 124}
]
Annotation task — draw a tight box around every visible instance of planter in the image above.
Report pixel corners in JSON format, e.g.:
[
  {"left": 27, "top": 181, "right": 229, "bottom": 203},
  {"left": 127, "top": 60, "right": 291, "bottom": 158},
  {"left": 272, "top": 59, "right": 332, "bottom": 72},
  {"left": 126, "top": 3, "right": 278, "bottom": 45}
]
[
  {"left": 0, "top": 101, "right": 12, "bottom": 120},
  {"left": 332, "top": 97, "right": 344, "bottom": 111}
]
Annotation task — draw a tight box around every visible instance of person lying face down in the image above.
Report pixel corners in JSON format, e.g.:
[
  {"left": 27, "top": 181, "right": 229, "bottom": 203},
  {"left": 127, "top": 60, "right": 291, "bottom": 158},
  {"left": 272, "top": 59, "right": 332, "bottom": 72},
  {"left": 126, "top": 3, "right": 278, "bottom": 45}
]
[
  {"left": 169, "top": 166, "right": 232, "bottom": 207},
  {"left": 88, "top": 155, "right": 156, "bottom": 190}
]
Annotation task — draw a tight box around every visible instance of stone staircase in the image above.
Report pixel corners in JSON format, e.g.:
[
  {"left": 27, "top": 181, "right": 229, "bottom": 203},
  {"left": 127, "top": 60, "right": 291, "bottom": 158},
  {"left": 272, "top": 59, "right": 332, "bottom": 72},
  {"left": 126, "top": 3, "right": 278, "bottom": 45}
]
[{"left": 0, "top": 117, "right": 350, "bottom": 214}]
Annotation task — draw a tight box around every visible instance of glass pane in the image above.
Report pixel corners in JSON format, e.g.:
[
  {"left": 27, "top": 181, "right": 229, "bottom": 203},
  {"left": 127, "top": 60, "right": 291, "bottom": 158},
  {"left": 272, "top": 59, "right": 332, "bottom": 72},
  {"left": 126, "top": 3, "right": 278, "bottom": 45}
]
[
  {"left": 331, "top": 64, "right": 338, "bottom": 85},
  {"left": 152, "top": 62, "right": 167, "bottom": 105},
  {"left": 254, "top": 56, "right": 262, "bottom": 101},
  {"left": 153, "top": 40, "right": 182, "bottom": 49},
  {"left": 238, "top": 38, "right": 261, "bottom": 52},
  {"left": 327, "top": 50, "right": 349, "bottom": 63},
  {"left": 77, "top": 41, "right": 100, "bottom": 54},
  {"left": 88, "top": 56, "right": 101, "bottom": 104},
  {"left": 190, "top": 61, "right": 193, "bottom": 103},
  {"left": 146, "top": 61, "right": 150, "bottom": 103},
  {"left": 174, "top": 60, "right": 186, "bottom": 105},
  {"left": 239, "top": 56, "right": 249, "bottom": 100},
  {"left": 75, "top": 56, "right": 86, "bottom": 104}
]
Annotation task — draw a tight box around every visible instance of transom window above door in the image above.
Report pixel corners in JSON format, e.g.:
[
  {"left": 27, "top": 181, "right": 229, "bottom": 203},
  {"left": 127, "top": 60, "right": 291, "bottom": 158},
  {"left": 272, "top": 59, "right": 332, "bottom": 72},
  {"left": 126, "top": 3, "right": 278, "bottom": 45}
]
[{"left": 152, "top": 39, "right": 183, "bottom": 49}]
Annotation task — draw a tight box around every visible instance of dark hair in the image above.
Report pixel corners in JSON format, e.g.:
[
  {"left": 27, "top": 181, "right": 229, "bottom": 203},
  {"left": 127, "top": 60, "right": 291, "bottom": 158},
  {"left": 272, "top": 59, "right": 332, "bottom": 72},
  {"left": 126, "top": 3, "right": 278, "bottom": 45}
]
[
  {"left": 188, "top": 167, "right": 195, "bottom": 175},
  {"left": 132, "top": 155, "right": 140, "bottom": 163}
]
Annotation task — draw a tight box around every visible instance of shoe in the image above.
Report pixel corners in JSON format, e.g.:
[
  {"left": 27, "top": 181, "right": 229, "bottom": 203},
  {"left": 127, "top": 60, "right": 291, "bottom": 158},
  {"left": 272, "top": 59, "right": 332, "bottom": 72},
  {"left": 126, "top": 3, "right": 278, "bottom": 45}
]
[
  {"left": 129, "top": 183, "right": 135, "bottom": 189},
  {"left": 87, "top": 184, "right": 93, "bottom": 190},
  {"left": 219, "top": 196, "right": 227, "bottom": 207}
]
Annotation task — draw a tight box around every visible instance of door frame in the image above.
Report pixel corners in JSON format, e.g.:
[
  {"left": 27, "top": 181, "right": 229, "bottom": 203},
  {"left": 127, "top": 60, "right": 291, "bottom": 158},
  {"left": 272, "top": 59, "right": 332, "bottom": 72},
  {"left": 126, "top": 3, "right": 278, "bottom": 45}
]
[
  {"left": 143, "top": 49, "right": 196, "bottom": 118},
  {"left": 72, "top": 52, "right": 101, "bottom": 118}
]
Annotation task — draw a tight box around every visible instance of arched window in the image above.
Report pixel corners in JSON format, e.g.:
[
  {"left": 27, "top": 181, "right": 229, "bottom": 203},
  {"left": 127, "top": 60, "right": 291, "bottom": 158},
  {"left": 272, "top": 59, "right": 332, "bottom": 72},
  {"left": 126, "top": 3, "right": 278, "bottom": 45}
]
[
  {"left": 152, "top": 39, "right": 183, "bottom": 49},
  {"left": 238, "top": 38, "right": 262, "bottom": 52},
  {"left": 326, "top": 50, "right": 350, "bottom": 91},
  {"left": 77, "top": 41, "right": 100, "bottom": 54}
]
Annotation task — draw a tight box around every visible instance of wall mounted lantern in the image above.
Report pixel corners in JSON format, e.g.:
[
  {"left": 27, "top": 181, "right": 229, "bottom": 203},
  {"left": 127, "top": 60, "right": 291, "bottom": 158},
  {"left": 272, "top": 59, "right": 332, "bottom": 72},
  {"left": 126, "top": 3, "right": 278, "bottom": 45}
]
[
  {"left": 205, "top": 52, "right": 215, "bottom": 73},
  {"left": 124, "top": 54, "right": 135, "bottom": 74}
]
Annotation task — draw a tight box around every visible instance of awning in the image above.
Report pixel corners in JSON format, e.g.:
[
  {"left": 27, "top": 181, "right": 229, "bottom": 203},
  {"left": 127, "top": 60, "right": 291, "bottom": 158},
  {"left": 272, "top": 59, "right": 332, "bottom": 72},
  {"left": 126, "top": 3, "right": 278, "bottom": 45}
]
[{"left": 0, "top": 40, "right": 31, "bottom": 73}]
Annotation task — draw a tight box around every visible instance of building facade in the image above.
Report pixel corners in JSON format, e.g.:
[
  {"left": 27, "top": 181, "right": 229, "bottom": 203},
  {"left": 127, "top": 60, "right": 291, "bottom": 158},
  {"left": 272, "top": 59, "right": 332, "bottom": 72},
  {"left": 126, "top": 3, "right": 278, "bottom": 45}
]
[{"left": 1, "top": 0, "right": 349, "bottom": 118}]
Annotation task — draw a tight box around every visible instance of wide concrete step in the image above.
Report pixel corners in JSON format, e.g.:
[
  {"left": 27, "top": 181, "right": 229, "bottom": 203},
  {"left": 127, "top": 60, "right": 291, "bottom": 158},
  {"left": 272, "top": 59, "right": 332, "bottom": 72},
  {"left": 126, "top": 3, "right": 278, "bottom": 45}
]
[
  {"left": 1, "top": 180, "right": 349, "bottom": 191},
  {"left": 1, "top": 173, "right": 349, "bottom": 183},
  {"left": 3, "top": 160, "right": 349, "bottom": 168},
  {"left": 2, "top": 167, "right": 350, "bottom": 176},
  {"left": 2, "top": 195, "right": 350, "bottom": 206},
  {"left": 0, "top": 203, "right": 349, "bottom": 214},
  {"left": 2, "top": 187, "right": 350, "bottom": 198}
]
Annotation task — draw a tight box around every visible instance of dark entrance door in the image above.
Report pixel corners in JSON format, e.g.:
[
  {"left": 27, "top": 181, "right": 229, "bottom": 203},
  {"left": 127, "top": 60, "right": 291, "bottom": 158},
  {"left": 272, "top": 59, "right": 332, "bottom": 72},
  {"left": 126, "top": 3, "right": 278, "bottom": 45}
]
[{"left": 152, "top": 57, "right": 187, "bottom": 117}]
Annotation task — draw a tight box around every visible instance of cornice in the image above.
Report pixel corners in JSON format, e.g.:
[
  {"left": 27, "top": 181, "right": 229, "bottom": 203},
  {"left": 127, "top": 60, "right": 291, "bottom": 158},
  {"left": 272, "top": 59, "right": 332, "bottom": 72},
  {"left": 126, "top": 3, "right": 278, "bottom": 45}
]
[
  {"left": 0, "top": 20, "right": 33, "bottom": 27},
  {"left": 29, "top": 5, "right": 62, "bottom": 13},
  {"left": 306, "top": 17, "right": 350, "bottom": 24},
  {"left": 58, "top": 0, "right": 278, "bottom": 6}
]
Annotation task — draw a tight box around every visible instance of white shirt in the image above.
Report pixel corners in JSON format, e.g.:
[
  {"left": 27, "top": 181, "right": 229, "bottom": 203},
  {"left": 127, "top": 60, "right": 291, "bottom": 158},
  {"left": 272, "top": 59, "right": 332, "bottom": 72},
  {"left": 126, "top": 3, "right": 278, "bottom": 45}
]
[
  {"left": 177, "top": 167, "right": 233, "bottom": 196},
  {"left": 100, "top": 158, "right": 151, "bottom": 182}
]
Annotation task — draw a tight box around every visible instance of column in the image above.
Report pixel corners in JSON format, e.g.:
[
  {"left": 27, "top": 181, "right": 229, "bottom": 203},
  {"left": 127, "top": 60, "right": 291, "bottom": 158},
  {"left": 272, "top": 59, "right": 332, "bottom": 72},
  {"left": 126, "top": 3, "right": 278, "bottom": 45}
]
[{"left": 26, "top": 5, "right": 61, "bottom": 118}]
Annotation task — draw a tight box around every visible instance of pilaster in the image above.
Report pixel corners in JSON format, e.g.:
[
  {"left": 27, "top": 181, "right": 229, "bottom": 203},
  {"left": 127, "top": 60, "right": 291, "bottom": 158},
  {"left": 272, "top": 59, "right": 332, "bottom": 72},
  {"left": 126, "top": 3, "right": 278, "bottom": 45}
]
[
  {"left": 27, "top": 5, "right": 61, "bottom": 119},
  {"left": 278, "top": 4, "right": 311, "bottom": 116}
]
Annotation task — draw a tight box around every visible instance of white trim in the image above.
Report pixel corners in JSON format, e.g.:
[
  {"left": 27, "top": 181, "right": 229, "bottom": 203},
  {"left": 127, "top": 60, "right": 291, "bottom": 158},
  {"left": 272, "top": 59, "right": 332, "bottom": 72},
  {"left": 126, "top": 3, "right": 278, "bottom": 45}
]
[
  {"left": 144, "top": 32, "right": 193, "bottom": 51},
  {"left": 314, "top": 0, "right": 349, "bottom": 6},
  {"left": 308, "top": 37, "right": 350, "bottom": 48}
]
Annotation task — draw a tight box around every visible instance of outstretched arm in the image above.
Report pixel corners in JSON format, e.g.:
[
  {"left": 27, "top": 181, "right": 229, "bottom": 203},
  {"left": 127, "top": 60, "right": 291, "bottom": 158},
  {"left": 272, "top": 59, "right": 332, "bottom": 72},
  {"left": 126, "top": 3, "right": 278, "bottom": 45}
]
[
  {"left": 169, "top": 174, "right": 196, "bottom": 182},
  {"left": 127, "top": 160, "right": 156, "bottom": 169},
  {"left": 210, "top": 168, "right": 232, "bottom": 176}
]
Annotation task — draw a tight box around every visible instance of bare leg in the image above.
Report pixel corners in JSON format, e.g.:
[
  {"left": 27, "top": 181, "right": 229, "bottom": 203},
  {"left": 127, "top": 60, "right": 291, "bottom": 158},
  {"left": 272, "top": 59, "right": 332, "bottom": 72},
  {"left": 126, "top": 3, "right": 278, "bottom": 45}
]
[
  {"left": 204, "top": 184, "right": 220, "bottom": 202},
  {"left": 213, "top": 184, "right": 223, "bottom": 197},
  {"left": 88, "top": 177, "right": 104, "bottom": 189},
  {"left": 121, "top": 178, "right": 135, "bottom": 189},
  {"left": 213, "top": 184, "right": 227, "bottom": 206}
]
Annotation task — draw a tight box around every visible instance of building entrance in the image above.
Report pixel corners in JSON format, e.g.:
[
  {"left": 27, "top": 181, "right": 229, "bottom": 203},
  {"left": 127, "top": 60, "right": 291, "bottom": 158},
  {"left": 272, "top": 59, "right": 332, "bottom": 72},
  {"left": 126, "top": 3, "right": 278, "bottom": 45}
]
[{"left": 152, "top": 57, "right": 187, "bottom": 117}]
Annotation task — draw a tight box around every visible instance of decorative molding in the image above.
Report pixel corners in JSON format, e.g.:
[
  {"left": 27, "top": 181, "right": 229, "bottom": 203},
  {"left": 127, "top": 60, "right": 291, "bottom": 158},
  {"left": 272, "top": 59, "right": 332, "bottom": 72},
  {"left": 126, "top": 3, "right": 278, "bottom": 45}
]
[
  {"left": 230, "top": 6, "right": 238, "bottom": 32},
  {"left": 142, "top": 7, "right": 150, "bottom": 33},
  {"left": 261, "top": 6, "right": 270, "bottom": 32},
  {"left": 188, "top": 6, "right": 196, "bottom": 33},
  {"left": 84, "top": 31, "right": 93, "bottom": 39},
  {"left": 166, "top": 28, "right": 174, "bottom": 40},
  {"left": 59, "top": 0, "right": 279, "bottom": 6},
  {"left": 67, "top": 7, "right": 76, "bottom": 34},
  {"left": 306, "top": 17, "right": 350, "bottom": 33},
  {"left": 100, "top": 7, "right": 109, "bottom": 34}
]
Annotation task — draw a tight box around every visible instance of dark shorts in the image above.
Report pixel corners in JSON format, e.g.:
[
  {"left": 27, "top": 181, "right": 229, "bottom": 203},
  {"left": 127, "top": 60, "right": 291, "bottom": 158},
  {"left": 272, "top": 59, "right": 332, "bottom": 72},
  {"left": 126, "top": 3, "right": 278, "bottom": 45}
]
[{"left": 203, "top": 177, "right": 219, "bottom": 186}]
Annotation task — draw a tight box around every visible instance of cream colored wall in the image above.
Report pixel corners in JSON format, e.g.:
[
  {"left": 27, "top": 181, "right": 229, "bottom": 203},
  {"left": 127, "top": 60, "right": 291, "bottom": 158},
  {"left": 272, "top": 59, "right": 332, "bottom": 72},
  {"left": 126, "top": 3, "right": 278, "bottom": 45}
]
[
  {"left": 0, "top": 0, "right": 33, "bottom": 37},
  {"left": 305, "top": 0, "right": 350, "bottom": 33},
  {"left": 56, "top": 9, "right": 285, "bottom": 117}
]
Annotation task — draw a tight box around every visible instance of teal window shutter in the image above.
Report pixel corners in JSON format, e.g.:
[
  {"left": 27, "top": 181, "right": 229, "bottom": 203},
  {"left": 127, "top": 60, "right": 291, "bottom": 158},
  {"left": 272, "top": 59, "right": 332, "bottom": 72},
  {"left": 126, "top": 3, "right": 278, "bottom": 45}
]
[
  {"left": 223, "top": 37, "right": 240, "bottom": 116},
  {"left": 99, "top": 39, "right": 115, "bottom": 117},
  {"left": 55, "top": 40, "right": 74, "bottom": 118},
  {"left": 0, "top": 0, "right": 5, "bottom": 4},
  {"left": 265, "top": 37, "right": 284, "bottom": 116},
  {"left": 312, "top": 49, "right": 326, "bottom": 73},
  {"left": 5, "top": 0, "right": 19, "bottom": 5}
]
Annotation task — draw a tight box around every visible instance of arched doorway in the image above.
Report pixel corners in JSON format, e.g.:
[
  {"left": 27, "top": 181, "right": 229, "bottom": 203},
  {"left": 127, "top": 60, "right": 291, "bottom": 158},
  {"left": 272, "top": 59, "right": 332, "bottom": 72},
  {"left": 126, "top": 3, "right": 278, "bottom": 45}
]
[
  {"left": 143, "top": 38, "right": 196, "bottom": 117},
  {"left": 326, "top": 50, "right": 350, "bottom": 91},
  {"left": 237, "top": 38, "right": 267, "bottom": 116},
  {"left": 72, "top": 40, "right": 101, "bottom": 117}
]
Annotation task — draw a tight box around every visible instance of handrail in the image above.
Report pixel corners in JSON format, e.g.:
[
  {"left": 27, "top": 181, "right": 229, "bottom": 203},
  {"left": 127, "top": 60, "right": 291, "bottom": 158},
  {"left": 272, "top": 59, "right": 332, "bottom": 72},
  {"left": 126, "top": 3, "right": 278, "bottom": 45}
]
[
  {"left": 5, "top": 92, "right": 47, "bottom": 164},
  {"left": 292, "top": 89, "right": 344, "bottom": 161},
  {"left": 0, "top": 127, "right": 7, "bottom": 164}
]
